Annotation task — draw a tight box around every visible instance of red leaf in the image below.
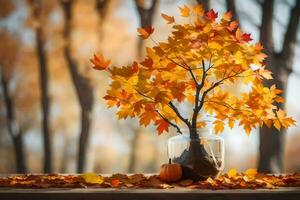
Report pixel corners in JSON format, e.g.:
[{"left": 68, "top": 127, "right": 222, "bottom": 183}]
[
  {"left": 111, "top": 179, "right": 121, "bottom": 187},
  {"left": 242, "top": 33, "right": 252, "bottom": 42},
  {"left": 140, "top": 57, "right": 153, "bottom": 69},
  {"left": 132, "top": 61, "right": 139, "bottom": 73},
  {"left": 155, "top": 119, "right": 169, "bottom": 135},
  {"left": 206, "top": 9, "right": 218, "bottom": 21},
  {"left": 227, "top": 21, "right": 239, "bottom": 32},
  {"left": 137, "top": 26, "right": 154, "bottom": 39}
]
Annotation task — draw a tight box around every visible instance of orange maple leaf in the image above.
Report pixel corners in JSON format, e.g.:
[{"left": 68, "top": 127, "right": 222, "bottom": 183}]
[
  {"left": 161, "top": 13, "right": 175, "bottom": 24},
  {"left": 235, "top": 28, "right": 253, "bottom": 43},
  {"left": 137, "top": 26, "right": 154, "bottom": 39},
  {"left": 222, "top": 11, "right": 232, "bottom": 21},
  {"left": 227, "top": 20, "right": 239, "bottom": 32},
  {"left": 179, "top": 5, "right": 190, "bottom": 17},
  {"left": 140, "top": 57, "right": 153, "bottom": 69},
  {"left": 155, "top": 119, "right": 169, "bottom": 135},
  {"left": 111, "top": 179, "right": 121, "bottom": 187},
  {"left": 131, "top": 61, "right": 139, "bottom": 73},
  {"left": 90, "top": 54, "right": 111, "bottom": 70}
]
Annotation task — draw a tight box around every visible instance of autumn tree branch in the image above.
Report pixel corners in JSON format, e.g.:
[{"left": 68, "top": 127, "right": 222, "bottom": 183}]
[
  {"left": 198, "top": 70, "right": 246, "bottom": 114},
  {"left": 169, "top": 102, "right": 191, "bottom": 127},
  {"left": 135, "top": 89, "right": 189, "bottom": 131},
  {"left": 203, "top": 100, "right": 257, "bottom": 116},
  {"left": 155, "top": 110, "right": 183, "bottom": 134},
  {"left": 135, "top": 89, "right": 155, "bottom": 102}
]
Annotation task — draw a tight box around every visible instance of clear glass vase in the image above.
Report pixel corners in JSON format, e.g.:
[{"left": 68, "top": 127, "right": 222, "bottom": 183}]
[{"left": 168, "top": 128, "right": 224, "bottom": 180}]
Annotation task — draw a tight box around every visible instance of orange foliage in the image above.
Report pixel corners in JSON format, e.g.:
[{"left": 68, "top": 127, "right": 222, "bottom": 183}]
[{"left": 92, "top": 5, "right": 295, "bottom": 135}]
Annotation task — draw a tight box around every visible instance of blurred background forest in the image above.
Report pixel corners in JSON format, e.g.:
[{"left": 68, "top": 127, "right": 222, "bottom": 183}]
[{"left": 0, "top": 0, "right": 300, "bottom": 174}]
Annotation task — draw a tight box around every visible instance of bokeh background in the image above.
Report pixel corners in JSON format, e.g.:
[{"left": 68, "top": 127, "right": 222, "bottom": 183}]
[{"left": 0, "top": 0, "right": 300, "bottom": 174}]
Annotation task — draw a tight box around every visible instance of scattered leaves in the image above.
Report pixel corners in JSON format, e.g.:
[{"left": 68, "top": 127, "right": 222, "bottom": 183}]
[{"left": 1, "top": 171, "right": 300, "bottom": 190}]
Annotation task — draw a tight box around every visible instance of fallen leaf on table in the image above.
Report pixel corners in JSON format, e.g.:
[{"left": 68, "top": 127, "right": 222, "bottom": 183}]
[
  {"left": 228, "top": 168, "right": 238, "bottom": 178},
  {"left": 178, "top": 179, "right": 193, "bottom": 186},
  {"left": 111, "top": 179, "right": 121, "bottom": 187},
  {"left": 81, "top": 173, "right": 104, "bottom": 184}
]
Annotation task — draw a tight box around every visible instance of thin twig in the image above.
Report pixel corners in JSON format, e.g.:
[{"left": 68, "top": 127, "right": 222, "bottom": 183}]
[{"left": 156, "top": 110, "right": 183, "bottom": 134}]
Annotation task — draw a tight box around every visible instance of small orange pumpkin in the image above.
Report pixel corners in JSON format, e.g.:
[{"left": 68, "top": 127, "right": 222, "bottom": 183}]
[{"left": 159, "top": 159, "right": 182, "bottom": 182}]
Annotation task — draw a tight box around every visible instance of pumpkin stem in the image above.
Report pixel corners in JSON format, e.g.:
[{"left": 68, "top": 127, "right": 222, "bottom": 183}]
[{"left": 168, "top": 158, "right": 171, "bottom": 164}]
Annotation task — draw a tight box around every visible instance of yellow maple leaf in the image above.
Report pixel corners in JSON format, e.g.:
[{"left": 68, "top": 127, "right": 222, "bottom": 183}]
[
  {"left": 274, "top": 109, "right": 296, "bottom": 130},
  {"left": 179, "top": 5, "right": 190, "bottom": 17},
  {"left": 228, "top": 168, "right": 237, "bottom": 178},
  {"left": 244, "top": 168, "right": 257, "bottom": 177},
  {"left": 259, "top": 67, "right": 273, "bottom": 79},
  {"left": 90, "top": 54, "right": 111, "bottom": 70},
  {"left": 228, "top": 118, "right": 235, "bottom": 129},
  {"left": 192, "top": 5, "right": 204, "bottom": 16},
  {"left": 213, "top": 120, "right": 225, "bottom": 134},
  {"left": 81, "top": 173, "right": 104, "bottom": 184}
]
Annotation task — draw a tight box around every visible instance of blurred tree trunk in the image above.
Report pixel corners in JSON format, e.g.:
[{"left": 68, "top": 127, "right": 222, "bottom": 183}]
[
  {"left": 32, "top": 1, "right": 52, "bottom": 173},
  {"left": 127, "top": 127, "right": 141, "bottom": 172},
  {"left": 95, "top": 0, "right": 109, "bottom": 21},
  {"left": 225, "top": 0, "right": 238, "bottom": 21},
  {"left": 128, "top": 0, "right": 157, "bottom": 172},
  {"left": 61, "top": 1, "right": 94, "bottom": 173},
  {"left": 258, "top": 0, "right": 300, "bottom": 173},
  {"left": 134, "top": 0, "right": 158, "bottom": 58},
  {"left": 196, "top": 0, "right": 210, "bottom": 11},
  {"left": 227, "top": 0, "right": 300, "bottom": 173},
  {"left": 60, "top": 135, "right": 71, "bottom": 173},
  {"left": 1, "top": 71, "right": 27, "bottom": 173}
]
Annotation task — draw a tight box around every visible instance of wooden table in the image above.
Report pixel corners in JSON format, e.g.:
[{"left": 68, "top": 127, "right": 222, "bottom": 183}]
[{"left": 1, "top": 187, "right": 300, "bottom": 200}]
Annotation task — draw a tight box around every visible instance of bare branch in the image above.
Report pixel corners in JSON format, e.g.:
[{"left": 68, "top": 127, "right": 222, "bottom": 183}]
[
  {"left": 135, "top": 89, "right": 156, "bottom": 103},
  {"left": 166, "top": 56, "right": 189, "bottom": 70},
  {"left": 135, "top": 88, "right": 190, "bottom": 128},
  {"left": 174, "top": 54, "right": 199, "bottom": 86},
  {"left": 203, "top": 100, "right": 257, "bottom": 116},
  {"left": 169, "top": 102, "right": 191, "bottom": 127},
  {"left": 156, "top": 110, "right": 183, "bottom": 134},
  {"left": 198, "top": 70, "right": 246, "bottom": 112}
]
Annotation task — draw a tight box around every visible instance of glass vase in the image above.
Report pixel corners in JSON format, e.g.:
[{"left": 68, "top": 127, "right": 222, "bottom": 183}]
[{"left": 167, "top": 128, "right": 224, "bottom": 180}]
